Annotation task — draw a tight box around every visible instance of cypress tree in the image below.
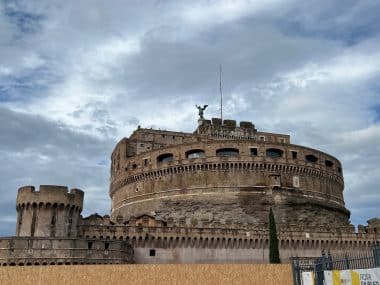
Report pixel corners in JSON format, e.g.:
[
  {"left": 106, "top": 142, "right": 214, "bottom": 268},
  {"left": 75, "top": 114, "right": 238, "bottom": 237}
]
[{"left": 269, "top": 207, "right": 281, "bottom": 263}]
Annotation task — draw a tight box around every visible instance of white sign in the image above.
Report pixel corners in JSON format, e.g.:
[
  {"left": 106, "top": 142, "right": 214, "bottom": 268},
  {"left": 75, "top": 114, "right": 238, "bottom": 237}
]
[
  {"left": 301, "top": 271, "right": 314, "bottom": 285},
  {"left": 323, "top": 268, "right": 380, "bottom": 285}
]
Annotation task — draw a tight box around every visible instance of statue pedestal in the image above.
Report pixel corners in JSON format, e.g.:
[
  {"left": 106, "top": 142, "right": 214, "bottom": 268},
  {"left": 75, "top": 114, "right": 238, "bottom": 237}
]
[{"left": 197, "top": 119, "right": 205, "bottom": 135}]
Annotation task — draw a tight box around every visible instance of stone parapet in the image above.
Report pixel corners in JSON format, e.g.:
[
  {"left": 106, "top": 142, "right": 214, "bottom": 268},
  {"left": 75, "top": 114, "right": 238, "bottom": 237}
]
[
  {"left": 17, "top": 185, "right": 84, "bottom": 209},
  {"left": 76, "top": 221, "right": 379, "bottom": 263},
  {"left": 0, "top": 237, "right": 133, "bottom": 266}
]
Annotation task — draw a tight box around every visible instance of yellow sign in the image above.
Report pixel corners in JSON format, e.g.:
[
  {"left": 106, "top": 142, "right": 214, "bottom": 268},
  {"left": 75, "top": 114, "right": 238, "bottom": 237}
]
[{"left": 302, "top": 268, "right": 380, "bottom": 285}]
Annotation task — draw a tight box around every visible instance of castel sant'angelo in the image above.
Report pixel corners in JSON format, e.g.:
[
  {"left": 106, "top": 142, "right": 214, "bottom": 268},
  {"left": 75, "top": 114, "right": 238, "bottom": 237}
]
[{"left": 0, "top": 106, "right": 379, "bottom": 266}]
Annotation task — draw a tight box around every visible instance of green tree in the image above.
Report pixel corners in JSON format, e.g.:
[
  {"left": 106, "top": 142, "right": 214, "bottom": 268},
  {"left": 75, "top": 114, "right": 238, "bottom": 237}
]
[{"left": 269, "top": 207, "right": 281, "bottom": 263}]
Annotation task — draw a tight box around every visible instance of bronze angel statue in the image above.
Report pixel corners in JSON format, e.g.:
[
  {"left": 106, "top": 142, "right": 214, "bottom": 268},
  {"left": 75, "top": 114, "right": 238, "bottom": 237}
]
[{"left": 196, "top": 104, "right": 208, "bottom": 119}]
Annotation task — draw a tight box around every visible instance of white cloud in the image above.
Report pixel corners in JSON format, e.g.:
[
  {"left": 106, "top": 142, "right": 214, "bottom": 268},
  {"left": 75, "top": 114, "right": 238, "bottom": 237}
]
[
  {"left": 339, "top": 125, "right": 380, "bottom": 150},
  {"left": 21, "top": 53, "right": 45, "bottom": 69},
  {"left": 282, "top": 50, "right": 380, "bottom": 87},
  {"left": 181, "top": 0, "right": 292, "bottom": 27},
  {"left": 76, "top": 37, "right": 141, "bottom": 80}
]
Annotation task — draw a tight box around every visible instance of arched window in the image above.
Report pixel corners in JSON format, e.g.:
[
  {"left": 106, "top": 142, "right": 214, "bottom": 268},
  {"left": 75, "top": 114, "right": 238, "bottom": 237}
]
[
  {"left": 157, "top": 153, "right": 174, "bottom": 164},
  {"left": 305, "top": 154, "right": 318, "bottom": 163},
  {"left": 266, "top": 148, "right": 283, "bottom": 158},
  {"left": 216, "top": 148, "right": 239, "bottom": 157},
  {"left": 325, "top": 160, "right": 333, "bottom": 167},
  {"left": 185, "top": 149, "right": 205, "bottom": 159}
]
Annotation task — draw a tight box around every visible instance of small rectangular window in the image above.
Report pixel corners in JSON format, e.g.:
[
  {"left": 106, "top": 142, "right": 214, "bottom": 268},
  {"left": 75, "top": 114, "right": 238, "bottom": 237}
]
[
  {"left": 143, "top": 159, "right": 148, "bottom": 166},
  {"left": 259, "top": 136, "right": 265, "bottom": 141},
  {"left": 105, "top": 242, "right": 110, "bottom": 250},
  {"left": 51, "top": 215, "right": 56, "bottom": 225},
  {"left": 279, "top": 138, "right": 285, "bottom": 143},
  {"left": 292, "top": 151, "right": 297, "bottom": 159},
  {"left": 149, "top": 249, "right": 156, "bottom": 256},
  {"left": 88, "top": 242, "right": 93, "bottom": 249},
  {"left": 250, "top": 148, "right": 258, "bottom": 156},
  {"left": 140, "top": 143, "right": 145, "bottom": 147}
]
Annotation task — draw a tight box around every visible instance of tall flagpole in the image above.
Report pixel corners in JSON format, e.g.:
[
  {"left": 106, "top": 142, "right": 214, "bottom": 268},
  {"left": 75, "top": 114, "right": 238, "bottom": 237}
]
[{"left": 219, "top": 64, "right": 223, "bottom": 122}]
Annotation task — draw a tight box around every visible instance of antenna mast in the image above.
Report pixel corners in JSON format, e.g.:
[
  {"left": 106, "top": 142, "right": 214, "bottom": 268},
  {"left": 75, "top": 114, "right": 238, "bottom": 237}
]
[{"left": 219, "top": 64, "right": 223, "bottom": 122}]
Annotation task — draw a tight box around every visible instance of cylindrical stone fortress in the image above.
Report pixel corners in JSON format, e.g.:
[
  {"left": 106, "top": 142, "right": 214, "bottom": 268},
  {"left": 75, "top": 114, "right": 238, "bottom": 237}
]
[
  {"left": 109, "top": 119, "right": 349, "bottom": 229},
  {"left": 16, "top": 185, "right": 84, "bottom": 237}
]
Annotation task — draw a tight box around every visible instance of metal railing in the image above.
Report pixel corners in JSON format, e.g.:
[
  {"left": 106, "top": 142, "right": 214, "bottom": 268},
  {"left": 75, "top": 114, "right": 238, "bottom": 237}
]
[{"left": 291, "top": 243, "right": 380, "bottom": 285}]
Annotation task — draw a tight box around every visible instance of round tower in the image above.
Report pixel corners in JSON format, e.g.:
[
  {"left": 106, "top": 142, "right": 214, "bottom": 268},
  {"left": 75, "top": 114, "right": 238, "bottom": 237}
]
[
  {"left": 109, "top": 120, "right": 349, "bottom": 229},
  {"left": 16, "top": 185, "right": 84, "bottom": 238}
]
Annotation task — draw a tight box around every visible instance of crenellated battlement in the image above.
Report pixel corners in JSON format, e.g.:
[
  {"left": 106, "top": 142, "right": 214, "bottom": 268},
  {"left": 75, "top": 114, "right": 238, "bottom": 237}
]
[
  {"left": 16, "top": 185, "right": 84, "bottom": 238},
  {"left": 17, "top": 185, "right": 84, "bottom": 210},
  {"left": 75, "top": 214, "right": 379, "bottom": 263},
  {"left": 197, "top": 118, "right": 259, "bottom": 139},
  {"left": 78, "top": 214, "right": 379, "bottom": 240}
]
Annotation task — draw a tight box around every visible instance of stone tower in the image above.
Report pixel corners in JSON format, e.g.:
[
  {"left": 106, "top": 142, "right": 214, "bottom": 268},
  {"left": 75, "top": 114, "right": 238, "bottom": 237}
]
[
  {"left": 16, "top": 185, "right": 84, "bottom": 238},
  {"left": 109, "top": 120, "right": 349, "bottom": 228}
]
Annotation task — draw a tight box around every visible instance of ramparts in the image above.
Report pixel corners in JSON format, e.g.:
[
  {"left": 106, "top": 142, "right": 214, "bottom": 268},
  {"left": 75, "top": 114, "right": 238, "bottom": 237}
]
[
  {"left": 76, "top": 214, "right": 379, "bottom": 264},
  {"left": 0, "top": 237, "right": 133, "bottom": 266}
]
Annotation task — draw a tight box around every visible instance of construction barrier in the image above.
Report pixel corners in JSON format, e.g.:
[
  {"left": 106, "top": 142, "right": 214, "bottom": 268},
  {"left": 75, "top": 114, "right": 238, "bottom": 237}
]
[
  {"left": 0, "top": 264, "right": 293, "bottom": 285},
  {"left": 301, "top": 268, "right": 380, "bottom": 285}
]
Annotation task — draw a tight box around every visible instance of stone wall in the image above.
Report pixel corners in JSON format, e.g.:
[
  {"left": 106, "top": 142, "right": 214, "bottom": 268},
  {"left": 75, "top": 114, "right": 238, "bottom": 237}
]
[
  {"left": 77, "top": 215, "right": 379, "bottom": 264},
  {"left": 0, "top": 237, "right": 133, "bottom": 266}
]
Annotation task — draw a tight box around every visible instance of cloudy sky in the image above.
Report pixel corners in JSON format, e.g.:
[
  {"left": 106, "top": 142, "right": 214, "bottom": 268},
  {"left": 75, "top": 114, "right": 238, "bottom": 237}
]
[{"left": 0, "top": 0, "right": 379, "bottom": 236}]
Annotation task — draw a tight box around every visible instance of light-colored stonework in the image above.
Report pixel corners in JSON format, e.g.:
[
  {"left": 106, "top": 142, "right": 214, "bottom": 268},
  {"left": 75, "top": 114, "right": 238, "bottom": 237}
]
[{"left": 0, "top": 117, "right": 379, "bottom": 265}]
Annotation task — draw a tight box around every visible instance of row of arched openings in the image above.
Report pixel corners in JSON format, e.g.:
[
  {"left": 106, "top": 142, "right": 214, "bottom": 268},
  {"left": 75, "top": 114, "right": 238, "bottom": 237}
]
[{"left": 157, "top": 148, "right": 334, "bottom": 167}]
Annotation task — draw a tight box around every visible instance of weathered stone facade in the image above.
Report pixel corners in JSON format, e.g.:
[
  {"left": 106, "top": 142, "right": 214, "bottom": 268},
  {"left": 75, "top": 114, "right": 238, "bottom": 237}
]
[
  {"left": 1, "top": 185, "right": 133, "bottom": 266},
  {"left": 110, "top": 119, "right": 347, "bottom": 228},
  {"left": 0, "top": 237, "right": 133, "bottom": 266},
  {"left": 0, "top": 117, "right": 379, "bottom": 265}
]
